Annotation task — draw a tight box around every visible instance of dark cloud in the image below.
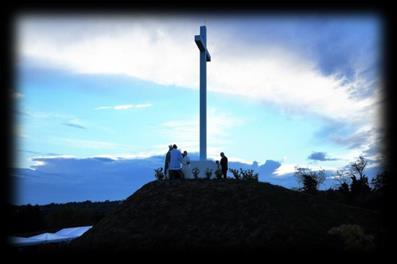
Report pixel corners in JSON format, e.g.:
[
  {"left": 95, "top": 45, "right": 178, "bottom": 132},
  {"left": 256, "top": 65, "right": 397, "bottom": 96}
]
[
  {"left": 12, "top": 156, "right": 284, "bottom": 205},
  {"left": 308, "top": 152, "right": 338, "bottom": 161},
  {"left": 315, "top": 122, "right": 372, "bottom": 150},
  {"left": 331, "top": 130, "right": 371, "bottom": 149},
  {"left": 20, "top": 150, "right": 61, "bottom": 156},
  {"left": 62, "top": 122, "right": 86, "bottom": 129},
  {"left": 13, "top": 154, "right": 384, "bottom": 205}
]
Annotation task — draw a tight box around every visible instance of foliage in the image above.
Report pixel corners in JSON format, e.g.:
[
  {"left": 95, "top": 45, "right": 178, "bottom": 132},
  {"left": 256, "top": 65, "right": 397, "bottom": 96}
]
[
  {"left": 10, "top": 200, "right": 121, "bottom": 236},
  {"left": 240, "top": 168, "right": 259, "bottom": 182},
  {"left": 154, "top": 167, "right": 165, "bottom": 181},
  {"left": 315, "top": 155, "right": 389, "bottom": 211},
  {"left": 328, "top": 224, "right": 375, "bottom": 251},
  {"left": 295, "top": 167, "right": 326, "bottom": 194},
  {"left": 348, "top": 156, "right": 371, "bottom": 196},
  {"left": 192, "top": 167, "right": 200, "bottom": 179},
  {"left": 229, "top": 168, "right": 241, "bottom": 180},
  {"left": 338, "top": 182, "right": 350, "bottom": 194},
  {"left": 9, "top": 204, "right": 46, "bottom": 235},
  {"left": 350, "top": 175, "right": 371, "bottom": 196},
  {"left": 328, "top": 156, "right": 385, "bottom": 208},
  {"left": 215, "top": 169, "right": 223, "bottom": 179},
  {"left": 228, "top": 168, "right": 258, "bottom": 182},
  {"left": 205, "top": 168, "right": 213, "bottom": 179},
  {"left": 334, "top": 169, "right": 351, "bottom": 193},
  {"left": 371, "top": 170, "right": 387, "bottom": 192}
]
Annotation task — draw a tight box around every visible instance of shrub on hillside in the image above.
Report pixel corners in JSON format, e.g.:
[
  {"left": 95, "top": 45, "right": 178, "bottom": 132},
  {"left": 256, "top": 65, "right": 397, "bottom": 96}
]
[
  {"left": 205, "top": 168, "right": 213, "bottom": 179},
  {"left": 228, "top": 168, "right": 258, "bottom": 182},
  {"left": 229, "top": 168, "right": 241, "bottom": 180},
  {"left": 192, "top": 168, "right": 200, "bottom": 179},
  {"left": 154, "top": 168, "right": 165, "bottom": 181},
  {"left": 215, "top": 168, "right": 223, "bottom": 179},
  {"left": 328, "top": 224, "right": 375, "bottom": 251},
  {"left": 240, "top": 169, "right": 259, "bottom": 182}
]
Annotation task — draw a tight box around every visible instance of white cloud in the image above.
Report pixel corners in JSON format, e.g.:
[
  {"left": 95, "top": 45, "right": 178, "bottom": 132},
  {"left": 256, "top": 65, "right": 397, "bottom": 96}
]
[
  {"left": 159, "top": 107, "right": 245, "bottom": 159},
  {"left": 95, "top": 103, "right": 152, "bottom": 110},
  {"left": 17, "top": 17, "right": 380, "bottom": 123},
  {"left": 30, "top": 159, "right": 46, "bottom": 170},
  {"left": 274, "top": 163, "right": 296, "bottom": 177},
  {"left": 274, "top": 161, "right": 347, "bottom": 178},
  {"left": 17, "top": 16, "right": 383, "bottom": 160}
]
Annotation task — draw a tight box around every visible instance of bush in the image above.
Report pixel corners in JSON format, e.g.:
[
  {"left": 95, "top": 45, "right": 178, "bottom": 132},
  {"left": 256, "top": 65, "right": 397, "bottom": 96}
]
[
  {"left": 215, "top": 169, "right": 223, "bottom": 179},
  {"left": 328, "top": 224, "right": 375, "bottom": 251},
  {"left": 338, "top": 182, "right": 350, "bottom": 194},
  {"left": 229, "top": 168, "right": 241, "bottom": 180},
  {"left": 205, "top": 168, "right": 213, "bottom": 179},
  {"left": 240, "top": 169, "right": 259, "bottom": 182},
  {"left": 371, "top": 171, "right": 387, "bottom": 192},
  {"left": 192, "top": 167, "right": 200, "bottom": 179},
  {"left": 229, "top": 168, "right": 258, "bottom": 182},
  {"left": 351, "top": 175, "right": 371, "bottom": 196},
  {"left": 154, "top": 168, "right": 165, "bottom": 181}
]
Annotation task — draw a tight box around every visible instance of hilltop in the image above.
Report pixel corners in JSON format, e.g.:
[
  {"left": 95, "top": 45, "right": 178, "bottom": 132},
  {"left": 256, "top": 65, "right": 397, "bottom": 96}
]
[{"left": 71, "top": 179, "right": 382, "bottom": 252}]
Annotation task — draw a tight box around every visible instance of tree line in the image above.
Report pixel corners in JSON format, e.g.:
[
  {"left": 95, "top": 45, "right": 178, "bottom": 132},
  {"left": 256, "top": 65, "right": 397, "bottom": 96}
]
[
  {"left": 294, "top": 156, "right": 388, "bottom": 210},
  {"left": 8, "top": 200, "right": 122, "bottom": 236}
]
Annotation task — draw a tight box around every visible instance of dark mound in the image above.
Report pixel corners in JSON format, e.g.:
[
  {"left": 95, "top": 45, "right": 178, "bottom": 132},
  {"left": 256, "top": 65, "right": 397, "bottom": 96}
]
[{"left": 71, "top": 180, "right": 380, "bottom": 251}]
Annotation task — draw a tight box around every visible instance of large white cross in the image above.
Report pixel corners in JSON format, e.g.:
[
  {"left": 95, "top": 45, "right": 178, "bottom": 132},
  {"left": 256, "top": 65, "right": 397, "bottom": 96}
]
[{"left": 195, "top": 25, "right": 211, "bottom": 161}]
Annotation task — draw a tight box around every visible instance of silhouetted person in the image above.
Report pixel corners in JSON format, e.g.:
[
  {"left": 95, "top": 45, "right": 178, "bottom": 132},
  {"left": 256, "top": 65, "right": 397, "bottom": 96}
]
[
  {"left": 220, "top": 152, "right": 228, "bottom": 179},
  {"left": 215, "top": 160, "right": 220, "bottom": 170},
  {"left": 164, "top": 145, "right": 172, "bottom": 178},
  {"left": 169, "top": 144, "right": 184, "bottom": 180}
]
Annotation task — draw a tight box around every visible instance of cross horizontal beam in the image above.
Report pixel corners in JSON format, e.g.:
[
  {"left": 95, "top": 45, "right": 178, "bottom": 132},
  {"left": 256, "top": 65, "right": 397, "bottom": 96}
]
[{"left": 195, "top": 35, "right": 211, "bottom": 62}]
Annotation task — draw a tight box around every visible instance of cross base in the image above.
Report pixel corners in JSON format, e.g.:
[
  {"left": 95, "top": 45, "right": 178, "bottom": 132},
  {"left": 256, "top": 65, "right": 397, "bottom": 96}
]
[{"left": 183, "top": 160, "right": 217, "bottom": 179}]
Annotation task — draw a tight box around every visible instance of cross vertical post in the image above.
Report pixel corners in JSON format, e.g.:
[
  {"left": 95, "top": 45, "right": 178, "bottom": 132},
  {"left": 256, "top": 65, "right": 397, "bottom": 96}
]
[{"left": 195, "top": 25, "right": 211, "bottom": 161}]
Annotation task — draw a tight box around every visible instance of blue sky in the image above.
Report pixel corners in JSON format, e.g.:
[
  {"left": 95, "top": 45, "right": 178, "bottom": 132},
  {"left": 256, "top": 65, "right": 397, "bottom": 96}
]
[{"left": 13, "top": 14, "right": 384, "bottom": 204}]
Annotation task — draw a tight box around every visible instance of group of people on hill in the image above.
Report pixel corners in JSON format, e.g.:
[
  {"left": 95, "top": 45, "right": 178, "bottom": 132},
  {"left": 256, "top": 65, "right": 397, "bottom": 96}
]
[
  {"left": 163, "top": 144, "right": 189, "bottom": 180},
  {"left": 163, "top": 144, "right": 228, "bottom": 180}
]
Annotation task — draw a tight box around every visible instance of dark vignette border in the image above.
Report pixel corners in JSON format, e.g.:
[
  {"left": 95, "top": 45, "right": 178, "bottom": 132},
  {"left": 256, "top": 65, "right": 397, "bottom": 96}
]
[{"left": 1, "top": 0, "right": 393, "bottom": 260}]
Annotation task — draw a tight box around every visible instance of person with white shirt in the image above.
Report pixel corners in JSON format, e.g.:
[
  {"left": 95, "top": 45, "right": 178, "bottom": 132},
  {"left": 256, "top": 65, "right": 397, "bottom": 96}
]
[
  {"left": 168, "top": 144, "right": 184, "bottom": 180},
  {"left": 181, "top": 151, "right": 191, "bottom": 179}
]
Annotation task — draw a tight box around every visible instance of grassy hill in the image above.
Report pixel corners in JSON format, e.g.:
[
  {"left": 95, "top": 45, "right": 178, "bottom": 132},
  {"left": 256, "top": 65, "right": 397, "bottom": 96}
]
[{"left": 71, "top": 179, "right": 382, "bottom": 252}]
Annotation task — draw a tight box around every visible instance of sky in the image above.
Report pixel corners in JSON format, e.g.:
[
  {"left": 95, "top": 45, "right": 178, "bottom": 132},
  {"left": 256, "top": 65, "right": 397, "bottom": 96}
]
[{"left": 12, "top": 13, "right": 385, "bottom": 204}]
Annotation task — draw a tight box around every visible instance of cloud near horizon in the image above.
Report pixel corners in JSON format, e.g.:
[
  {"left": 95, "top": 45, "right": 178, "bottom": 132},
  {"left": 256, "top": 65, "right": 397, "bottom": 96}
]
[
  {"left": 13, "top": 154, "right": 382, "bottom": 205},
  {"left": 95, "top": 103, "right": 152, "bottom": 110}
]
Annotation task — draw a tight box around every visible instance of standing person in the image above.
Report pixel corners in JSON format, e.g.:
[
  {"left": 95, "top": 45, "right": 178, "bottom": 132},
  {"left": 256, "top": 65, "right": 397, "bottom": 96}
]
[
  {"left": 164, "top": 145, "right": 173, "bottom": 179},
  {"left": 169, "top": 144, "right": 184, "bottom": 180},
  {"left": 220, "top": 152, "right": 228, "bottom": 179},
  {"left": 182, "top": 151, "right": 191, "bottom": 179}
]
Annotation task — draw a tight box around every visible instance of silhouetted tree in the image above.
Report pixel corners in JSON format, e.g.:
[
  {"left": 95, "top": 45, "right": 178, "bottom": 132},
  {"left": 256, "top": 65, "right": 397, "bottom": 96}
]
[
  {"left": 371, "top": 170, "right": 388, "bottom": 192},
  {"left": 295, "top": 167, "right": 326, "bottom": 194},
  {"left": 335, "top": 170, "right": 351, "bottom": 193},
  {"left": 348, "top": 156, "right": 371, "bottom": 196}
]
